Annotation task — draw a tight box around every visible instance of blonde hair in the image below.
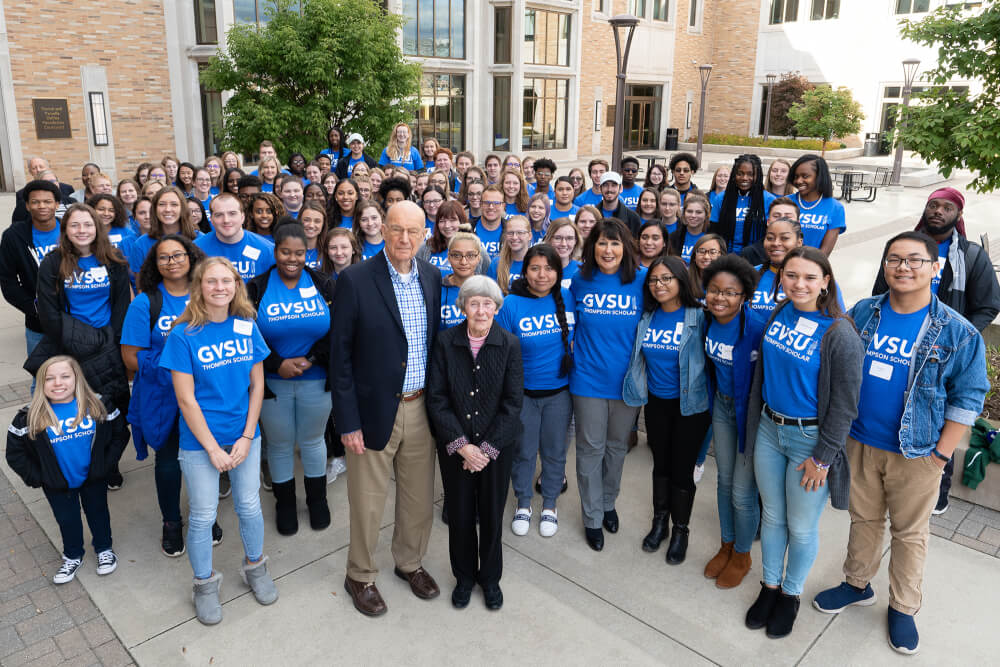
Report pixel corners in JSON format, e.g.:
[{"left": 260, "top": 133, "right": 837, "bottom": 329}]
[
  {"left": 258, "top": 157, "right": 281, "bottom": 184},
  {"left": 496, "top": 215, "right": 530, "bottom": 294},
  {"left": 28, "top": 356, "right": 107, "bottom": 439},
  {"left": 172, "top": 257, "right": 256, "bottom": 332},
  {"left": 543, "top": 217, "right": 583, "bottom": 260},
  {"left": 500, "top": 168, "right": 529, "bottom": 213},
  {"left": 765, "top": 159, "right": 796, "bottom": 195},
  {"left": 386, "top": 122, "right": 413, "bottom": 161}
]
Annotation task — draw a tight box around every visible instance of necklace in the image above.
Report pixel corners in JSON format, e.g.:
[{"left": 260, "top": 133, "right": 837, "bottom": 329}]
[{"left": 797, "top": 193, "right": 822, "bottom": 211}]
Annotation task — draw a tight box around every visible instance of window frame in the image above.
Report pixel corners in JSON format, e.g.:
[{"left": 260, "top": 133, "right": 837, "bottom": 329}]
[
  {"left": 401, "top": 0, "right": 467, "bottom": 60},
  {"left": 688, "top": 0, "right": 704, "bottom": 32},
  {"left": 415, "top": 72, "right": 467, "bottom": 153},
  {"left": 523, "top": 7, "right": 572, "bottom": 67},
  {"left": 521, "top": 77, "right": 570, "bottom": 151},
  {"left": 769, "top": 0, "right": 799, "bottom": 23},
  {"left": 809, "top": 0, "right": 839, "bottom": 20}
]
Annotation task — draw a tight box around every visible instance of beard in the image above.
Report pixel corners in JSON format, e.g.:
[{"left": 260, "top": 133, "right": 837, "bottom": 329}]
[{"left": 920, "top": 211, "right": 958, "bottom": 237}]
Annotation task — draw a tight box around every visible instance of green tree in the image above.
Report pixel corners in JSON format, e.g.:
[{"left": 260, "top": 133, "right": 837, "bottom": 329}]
[
  {"left": 899, "top": 5, "right": 1000, "bottom": 193},
  {"left": 769, "top": 72, "right": 814, "bottom": 137},
  {"left": 200, "top": 0, "right": 421, "bottom": 160},
  {"left": 787, "top": 86, "right": 864, "bottom": 156}
]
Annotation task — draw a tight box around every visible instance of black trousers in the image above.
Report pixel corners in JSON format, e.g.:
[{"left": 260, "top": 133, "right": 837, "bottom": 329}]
[
  {"left": 643, "top": 394, "right": 712, "bottom": 493},
  {"left": 438, "top": 444, "right": 512, "bottom": 588},
  {"left": 44, "top": 482, "right": 112, "bottom": 560}
]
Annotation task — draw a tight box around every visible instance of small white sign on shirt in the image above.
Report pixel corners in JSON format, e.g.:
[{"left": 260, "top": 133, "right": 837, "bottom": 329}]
[
  {"left": 300, "top": 285, "right": 317, "bottom": 298},
  {"left": 233, "top": 319, "right": 253, "bottom": 335},
  {"left": 869, "top": 359, "right": 893, "bottom": 381},
  {"left": 109, "top": 234, "right": 122, "bottom": 244},
  {"left": 794, "top": 317, "right": 818, "bottom": 337},
  {"left": 90, "top": 266, "right": 108, "bottom": 281},
  {"left": 242, "top": 245, "right": 261, "bottom": 261}
]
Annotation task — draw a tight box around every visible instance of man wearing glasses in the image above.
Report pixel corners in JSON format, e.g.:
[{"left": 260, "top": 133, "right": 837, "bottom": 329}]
[
  {"left": 813, "top": 231, "right": 989, "bottom": 655},
  {"left": 477, "top": 186, "right": 506, "bottom": 259}
]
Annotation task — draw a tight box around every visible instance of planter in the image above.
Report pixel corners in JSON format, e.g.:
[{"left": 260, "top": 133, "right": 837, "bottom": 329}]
[{"left": 677, "top": 142, "right": 864, "bottom": 160}]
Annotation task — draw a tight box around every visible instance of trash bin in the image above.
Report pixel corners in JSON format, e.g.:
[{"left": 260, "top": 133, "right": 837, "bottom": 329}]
[
  {"left": 665, "top": 128, "right": 679, "bottom": 151},
  {"left": 863, "top": 132, "right": 880, "bottom": 157}
]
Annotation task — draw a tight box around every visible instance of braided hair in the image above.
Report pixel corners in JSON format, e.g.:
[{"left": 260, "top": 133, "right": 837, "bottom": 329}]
[
  {"left": 715, "top": 154, "right": 767, "bottom": 253},
  {"left": 509, "top": 244, "right": 574, "bottom": 377}
]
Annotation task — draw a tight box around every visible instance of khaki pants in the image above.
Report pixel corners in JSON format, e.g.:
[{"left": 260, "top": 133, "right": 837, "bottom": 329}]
[
  {"left": 843, "top": 437, "right": 942, "bottom": 615},
  {"left": 345, "top": 396, "right": 435, "bottom": 583}
]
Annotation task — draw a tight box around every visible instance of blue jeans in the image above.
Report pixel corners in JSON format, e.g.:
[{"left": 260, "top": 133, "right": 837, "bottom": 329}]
[
  {"left": 26, "top": 328, "right": 43, "bottom": 393},
  {"left": 754, "top": 413, "right": 829, "bottom": 596},
  {"left": 44, "top": 483, "right": 112, "bottom": 560},
  {"left": 712, "top": 393, "right": 759, "bottom": 553},
  {"left": 259, "top": 378, "right": 330, "bottom": 483},
  {"left": 512, "top": 389, "right": 573, "bottom": 509},
  {"left": 178, "top": 437, "right": 264, "bottom": 579},
  {"left": 696, "top": 425, "right": 713, "bottom": 466}
]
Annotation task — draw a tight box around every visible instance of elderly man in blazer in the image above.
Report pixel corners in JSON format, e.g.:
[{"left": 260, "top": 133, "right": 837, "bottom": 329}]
[{"left": 330, "top": 200, "right": 443, "bottom": 616}]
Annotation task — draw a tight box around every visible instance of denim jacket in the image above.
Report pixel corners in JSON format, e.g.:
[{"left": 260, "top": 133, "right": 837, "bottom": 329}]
[
  {"left": 624, "top": 306, "right": 710, "bottom": 415},
  {"left": 850, "top": 293, "right": 989, "bottom": 459}
]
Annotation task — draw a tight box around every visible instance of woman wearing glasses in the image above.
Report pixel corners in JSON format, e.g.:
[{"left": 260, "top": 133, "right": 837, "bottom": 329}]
[
  {"left": 439, "top": 232, "right": 483, "bottom": 330},
  {"left": 417, "top": 201, "right": 489, "bottom": 276},
  {"left": 624, "top": 256, "right": 712, "bottom": 563},
  {"left": 701, "top": 255, "right": 766, "bottom": 590},
  {"left": 488, "top": 216, "right": 531, "bottom": 292}
]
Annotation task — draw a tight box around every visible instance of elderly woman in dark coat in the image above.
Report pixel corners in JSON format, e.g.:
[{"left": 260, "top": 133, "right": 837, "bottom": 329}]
[{"left": 426, "top": 275, "right": 523, "bottom": 612}]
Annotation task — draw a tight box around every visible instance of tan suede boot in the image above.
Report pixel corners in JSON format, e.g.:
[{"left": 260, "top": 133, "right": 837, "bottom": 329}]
[
  {"left": 704, "top": 540, "right": 734, "bottom": 579},
  {"left": 716, "top": 550, "right": 752, "bottom": 589}
]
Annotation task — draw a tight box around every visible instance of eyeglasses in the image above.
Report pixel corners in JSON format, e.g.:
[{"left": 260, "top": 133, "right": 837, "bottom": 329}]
[
  {"left": 885, "top": 256, "right": 933, "bottom": 269},
  {"left": 423, "top": 198, "right": 443, "bottom": 205},
  {"left": 622, "top": 167, "right": 638, "bottom": 174},
  {"left": 551, "top": 235, "right": 576, "bottom": 244},
  {"left": 649, "top": 276, "right": 675, "bottom": 287},
  {"left": 570, "top": 176, "right": 584, "bottom": 182},
  {"left": 157, "top": 252, "right": 188, "bottom": 265},
  {"left": 482, "top": 201, "right": 503, "bottom": 207},
  {"left": 706, "top": 288, "right": 743, "bottom": 299},
  {"left": 696, "top": 248, "right": 722, "bottom": 257},
  {"left": 465, "top": 177, "right": 483, "bottom": 184},
  {"left": 506, "top": 230, "right": 530, "bottom": 237},
  {"left": 506, "top": 162, "right": 521, "bottom": 169},
  {"left": 448, "top": 251, "right": 480, "bottom": 262}
]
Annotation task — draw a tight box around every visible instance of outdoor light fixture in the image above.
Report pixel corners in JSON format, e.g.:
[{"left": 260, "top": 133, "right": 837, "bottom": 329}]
[
  {"left": 609, "top": 14, "right": 639, "bottom": 171},
  {"left": 696, "top": 64, "right": 713, "bottom": 164},
  {"left": 891, "top": 58, "right": 921, "bottom": 186}
]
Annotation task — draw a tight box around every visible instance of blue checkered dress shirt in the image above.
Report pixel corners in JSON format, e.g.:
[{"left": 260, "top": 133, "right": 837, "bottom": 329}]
[{"left": 385, "top": 251, "right": 428, "bottom": 392}]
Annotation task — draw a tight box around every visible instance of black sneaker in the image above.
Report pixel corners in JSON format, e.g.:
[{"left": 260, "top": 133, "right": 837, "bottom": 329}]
[
  {"left": 107, "top": 470, "right": 124, "bottom": 491},
  {"left": 162, "top": 521, "right": 185, "bottom": 558},
  {"left": 219, "top": 471, "right": 232, "bottom": 499},
  {"left": 766, "top": 592, "right": 801, "bottom": 639},
  {"left": 211, "top": 521, "right": 224, "bottom": 546},
  {"left": 931, "top": 495, "right": 948, "bottom": 516}
]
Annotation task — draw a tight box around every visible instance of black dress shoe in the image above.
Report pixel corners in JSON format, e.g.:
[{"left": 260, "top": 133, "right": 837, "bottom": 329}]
[
  {"left": 746, "top": 582, "right": 780, "bottom": 630},
  {"left": 665, "top": 525, "right": 689, "bottom": 564},
  {"left": 452, "top": 584, "right": 473, "bottom": 609},
  {"left": 602, "top": 509, "right": 619, "bottom": 533},
  {"left": 585, "top": 527, "right": 604, "bottom": 551},
  {"left": 483, "top": 585, "right": 503, "bottom": 610},
  {"left": 766, "top": 591, "right": 800, "bottom": 639}
]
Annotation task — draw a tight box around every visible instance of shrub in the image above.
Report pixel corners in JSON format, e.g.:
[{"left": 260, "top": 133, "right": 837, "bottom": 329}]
[{"left": 700, "top": 134, "right": 829, "bottom": 150}]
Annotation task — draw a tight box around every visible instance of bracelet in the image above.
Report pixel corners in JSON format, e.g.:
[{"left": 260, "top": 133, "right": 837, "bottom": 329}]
[
  {"left": 810, "top": 456, "right": 830, "bottom": 471},
  {"left": 932, "top": 449, "right": 951, "bottom": 462},
  {"left": 240, "top": 434, "right": 253, "bottom": 441}
]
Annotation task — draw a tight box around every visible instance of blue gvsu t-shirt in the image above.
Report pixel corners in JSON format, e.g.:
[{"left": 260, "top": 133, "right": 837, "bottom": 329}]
[
  {"left": 487, "top": 257, "right": 523, "bottom": 288},
  {"left": 731, "top": 191, "right": 777, "bottom": 254},
  {"left": 47, "top": 399, "right": 97, "bottom": 488},
  {"left": 440, "top": 284, "right": 465, "bottom": 329},
  {"left": 256, "top": 270, "right": 331, "bottom": 381},
  {"left": 159, "top": 317, "right": 270, "bottom": 451},
  {"left": 476, "top": 224, "right": 504, "bottom": 259},
  {"left": 642, "top": 308, "right": 685, "bottom": 399},
  {"left": 378, "top": 147, "right": 424, "bottom": 172},
  {"left": 792, "top": 194, "right": 846, "bottom": 249},
  {"left": 850, "top": 303, "right": 928, "bottom": 453},
  {"left": 195, "top": 231, "right": 275, "bottom": 282},
  {"left": 120, "top": 284, "right": 190, "bottom": 354},
  {"left": 761, "top": 306, "right": 834, "bottom": 419},
  {"left": 31, "top": 226, "right": 60, "bottom": 264},
  {"left": 63, "top": 255, "right": 112, "bottom": 328},
  {"left": 705, "top": 316, "right": 741, "bottom": 397},
  {"left": 570, "top": 266, "right": 646, "bottom": 399},
  {"left": 931, "top": 238, "right": 950, "bottom": 295},
  {"left": 496, "top": 289, "right": 576, "bottom": 391},
  {"left": 428, "top": 250, "right": 453, "bottom": 276}
]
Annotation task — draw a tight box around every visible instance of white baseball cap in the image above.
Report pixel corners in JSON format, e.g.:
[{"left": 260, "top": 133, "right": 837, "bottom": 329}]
[
  {"left": 346, "top": 132, "right": 365, "bottom": 145},
  {"left": 601, "top": 171, "right": 622, "bottom": 186}
]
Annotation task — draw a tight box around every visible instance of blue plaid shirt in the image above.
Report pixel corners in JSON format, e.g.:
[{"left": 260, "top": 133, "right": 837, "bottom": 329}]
[{"left": 385, "top": 251, "right": 428, "bottom": 392}]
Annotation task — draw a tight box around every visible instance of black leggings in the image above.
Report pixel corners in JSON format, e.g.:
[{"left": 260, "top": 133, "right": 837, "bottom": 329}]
[{"left": 644, "top": 394, "right": 712, "bottom": 493}]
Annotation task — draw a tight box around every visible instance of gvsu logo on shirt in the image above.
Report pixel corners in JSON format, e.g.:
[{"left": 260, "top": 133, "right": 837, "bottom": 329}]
[
  {"left": 233, "top": 261, "right": 255, "bottom": 280},
  {"left": 644, "top": 323, "right": 683, "bottom": 349},
  {"left": 49, "top": 415, "right": 95, "bottom": 443},
  {"left": 64, "top": 267, "right": 108, "bottom": 287},
  {"left": 264, "top": 300, "right": 323, "bottom": 319},
  {"left": 869, "top": 333, "right": 915, "bottom": 365},
  {"left": 705, "top": 338, "right": 734, "bottom": 362},
  {"left": 441, "top": 304, "right": 464, "bottom": 325},
  {"left": 799, "top": 213, "right": 829, "bottom": 230},
  {"left": 765, "top": 321, "right": 819, "bottom": 361},
  {"left": 33, "top": 244, "right": 58, "bottom": 264},
  {"left": 580, "top": 293, "right": 636, "bottom": 314},
  {"left": 196, "top": 338, "right": 253, "bottom": 367},
  {"left": 482, "top": 241, "right": 501, "bottom": 256}
]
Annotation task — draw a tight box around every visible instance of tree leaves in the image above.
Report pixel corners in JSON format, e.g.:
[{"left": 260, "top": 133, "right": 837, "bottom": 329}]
[
  {"left": 787, "top": 87, "right": 865, "bottom": 156},
  {"left": 200, "top": 0, "right": 421, "bottom": 159}
]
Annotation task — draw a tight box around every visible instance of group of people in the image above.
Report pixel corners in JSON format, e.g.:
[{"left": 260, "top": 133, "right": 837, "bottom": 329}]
[{"left": 1, "top": 129, "right": 996, "bottom": 655}]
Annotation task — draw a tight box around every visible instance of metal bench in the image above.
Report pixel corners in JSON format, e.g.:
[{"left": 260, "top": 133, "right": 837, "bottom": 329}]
[{"left": 845, "top": 167, "right": 892, "bottom": 203}]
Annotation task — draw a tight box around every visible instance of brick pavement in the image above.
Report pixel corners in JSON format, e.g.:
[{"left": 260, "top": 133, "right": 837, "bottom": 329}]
[{"left": 0, "top": 468, "right": 134, "bottom": 666}]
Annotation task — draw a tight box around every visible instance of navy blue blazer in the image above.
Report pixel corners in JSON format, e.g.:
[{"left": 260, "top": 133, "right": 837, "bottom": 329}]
[{"left": 329, "top": 251, "right": 441, "bottom": 451}]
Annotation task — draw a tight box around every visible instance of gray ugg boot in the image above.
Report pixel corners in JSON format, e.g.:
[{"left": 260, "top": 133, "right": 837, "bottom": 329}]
[
  {"left": 192, "top": 571, "right": 223, "bottom": 625},
  {"left": 241, "top": 555, "right": 279, "bottom": 605}
]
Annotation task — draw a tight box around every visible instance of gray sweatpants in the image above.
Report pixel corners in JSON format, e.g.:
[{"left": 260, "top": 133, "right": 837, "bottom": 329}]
[{"left": 573, "top": 395, "right": 640, "bottom": 529}]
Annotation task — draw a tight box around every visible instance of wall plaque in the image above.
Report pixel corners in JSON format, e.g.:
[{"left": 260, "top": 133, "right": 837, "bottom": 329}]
[{"left": 32, "top": 99, "right": 72, "bottom": 139}]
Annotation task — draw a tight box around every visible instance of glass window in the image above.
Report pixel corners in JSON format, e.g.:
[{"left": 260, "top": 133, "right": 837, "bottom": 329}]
[
  {"left": 415, "top": 73, "right": 466, "bottom": 153},
  {"left": 198, "top": 64, "right": 224, "bottom": 157},
  {"left": 402, "top": 0, "right": 465, "bottom": 59},
  {"left": 629, "top": 0, "right": 648, "bottom": 17},
  {"left": 688, "top": 0, "right": 700, "bottom": 27},
  {"left": 652, "top": 0, "right": 670, "bottom": 20},
  {"left": 769, "top": 0, "right": 798, "bottom": 23},
  {"left": 493, "top": 76, "right": 511, "bottom": 151},
  {"left": 523, "top": 9, "right": 571, "bottom": 67},
  {"left": 195, "top": 0, "right": 218, "bottom": 43},
  {"left": 495, "top": 6, "right": 511, "bottom": 64},
  {"left": 810, "top": 0, "right": 839, "bottom": 20},
  {"left": 88, "top": 93, "right": 109, "bottom": 147},
  {"left": 522, "top": 77, "right": 569, "bottom": 150},
  {"left": 895, "top": 0, "right": 930, "bottom": 12}
]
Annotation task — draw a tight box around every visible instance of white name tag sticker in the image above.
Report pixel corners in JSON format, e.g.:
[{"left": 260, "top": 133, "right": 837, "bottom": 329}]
[
  {"left": 869, "top": 360, "right": 893, "bottom": 381},
  {"left": 299, "top": 286, "right": 317, "bottom": 298},
  {"left": 242, "top": 245, "right": 261, "bottom": 261},
  {"left": 109, "top": 234, "right": 122, "bottom": 244},
  {"left": 233, "top": 319, "right": 253, "bottom": 336},
  {"left": 795, "top": 317, "right": 818, "bottom": 336},
  {"left": 90, "top": 266, "right": 108, "bottom": 280}
]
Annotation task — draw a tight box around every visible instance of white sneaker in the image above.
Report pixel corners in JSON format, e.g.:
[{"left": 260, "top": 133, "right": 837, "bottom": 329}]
[
  {"left": 96, "top": 550, "right": 118, "bottom": 576},
  {"left": 693, "top": 463, "right": 705, "bottom": 484},
  {"left": 539, "top": 509, "right": 558, "bottom": 537},
  {"left": 333, "top": 457, "right": 347, "bottom": 477},
  {"left": 326, "top": 458, "right": 339, "bottom": 484},
  {"left": 511, "top": 508, "right": 531, "bottom": 536},
  {"left": 53, "top": 557, "right": 82, "bottom": 584}
]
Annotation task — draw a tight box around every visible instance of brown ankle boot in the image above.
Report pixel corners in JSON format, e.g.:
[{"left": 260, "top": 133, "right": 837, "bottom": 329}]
[
  {"left": 716, "top": 550, "right": 752, "bottom": 589},
  {"left": 704, "top": 540, "right": 734, "bottom": 579}
]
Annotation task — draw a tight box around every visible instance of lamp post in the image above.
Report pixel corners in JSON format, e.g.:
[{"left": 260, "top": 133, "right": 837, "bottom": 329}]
[
  {"left": 763, "top": 73, "right": 776, "bottom": 142},
  {"left": 695, "top": 64, "right": 713, "bottom": 165},
  {"left": 890, "top": 58, "right": 921, "bottom": 187},
  {"left": 609, "top": 14, "right": 639, "bottom": 172}
]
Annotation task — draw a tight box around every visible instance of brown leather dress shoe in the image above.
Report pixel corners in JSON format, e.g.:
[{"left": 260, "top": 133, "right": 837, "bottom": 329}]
[
  {"left": 394, "top": 566, "right": 440, "bottom": 600},
  {"left": 344, "top": 576, "right": 388, "bottom": 616}
]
